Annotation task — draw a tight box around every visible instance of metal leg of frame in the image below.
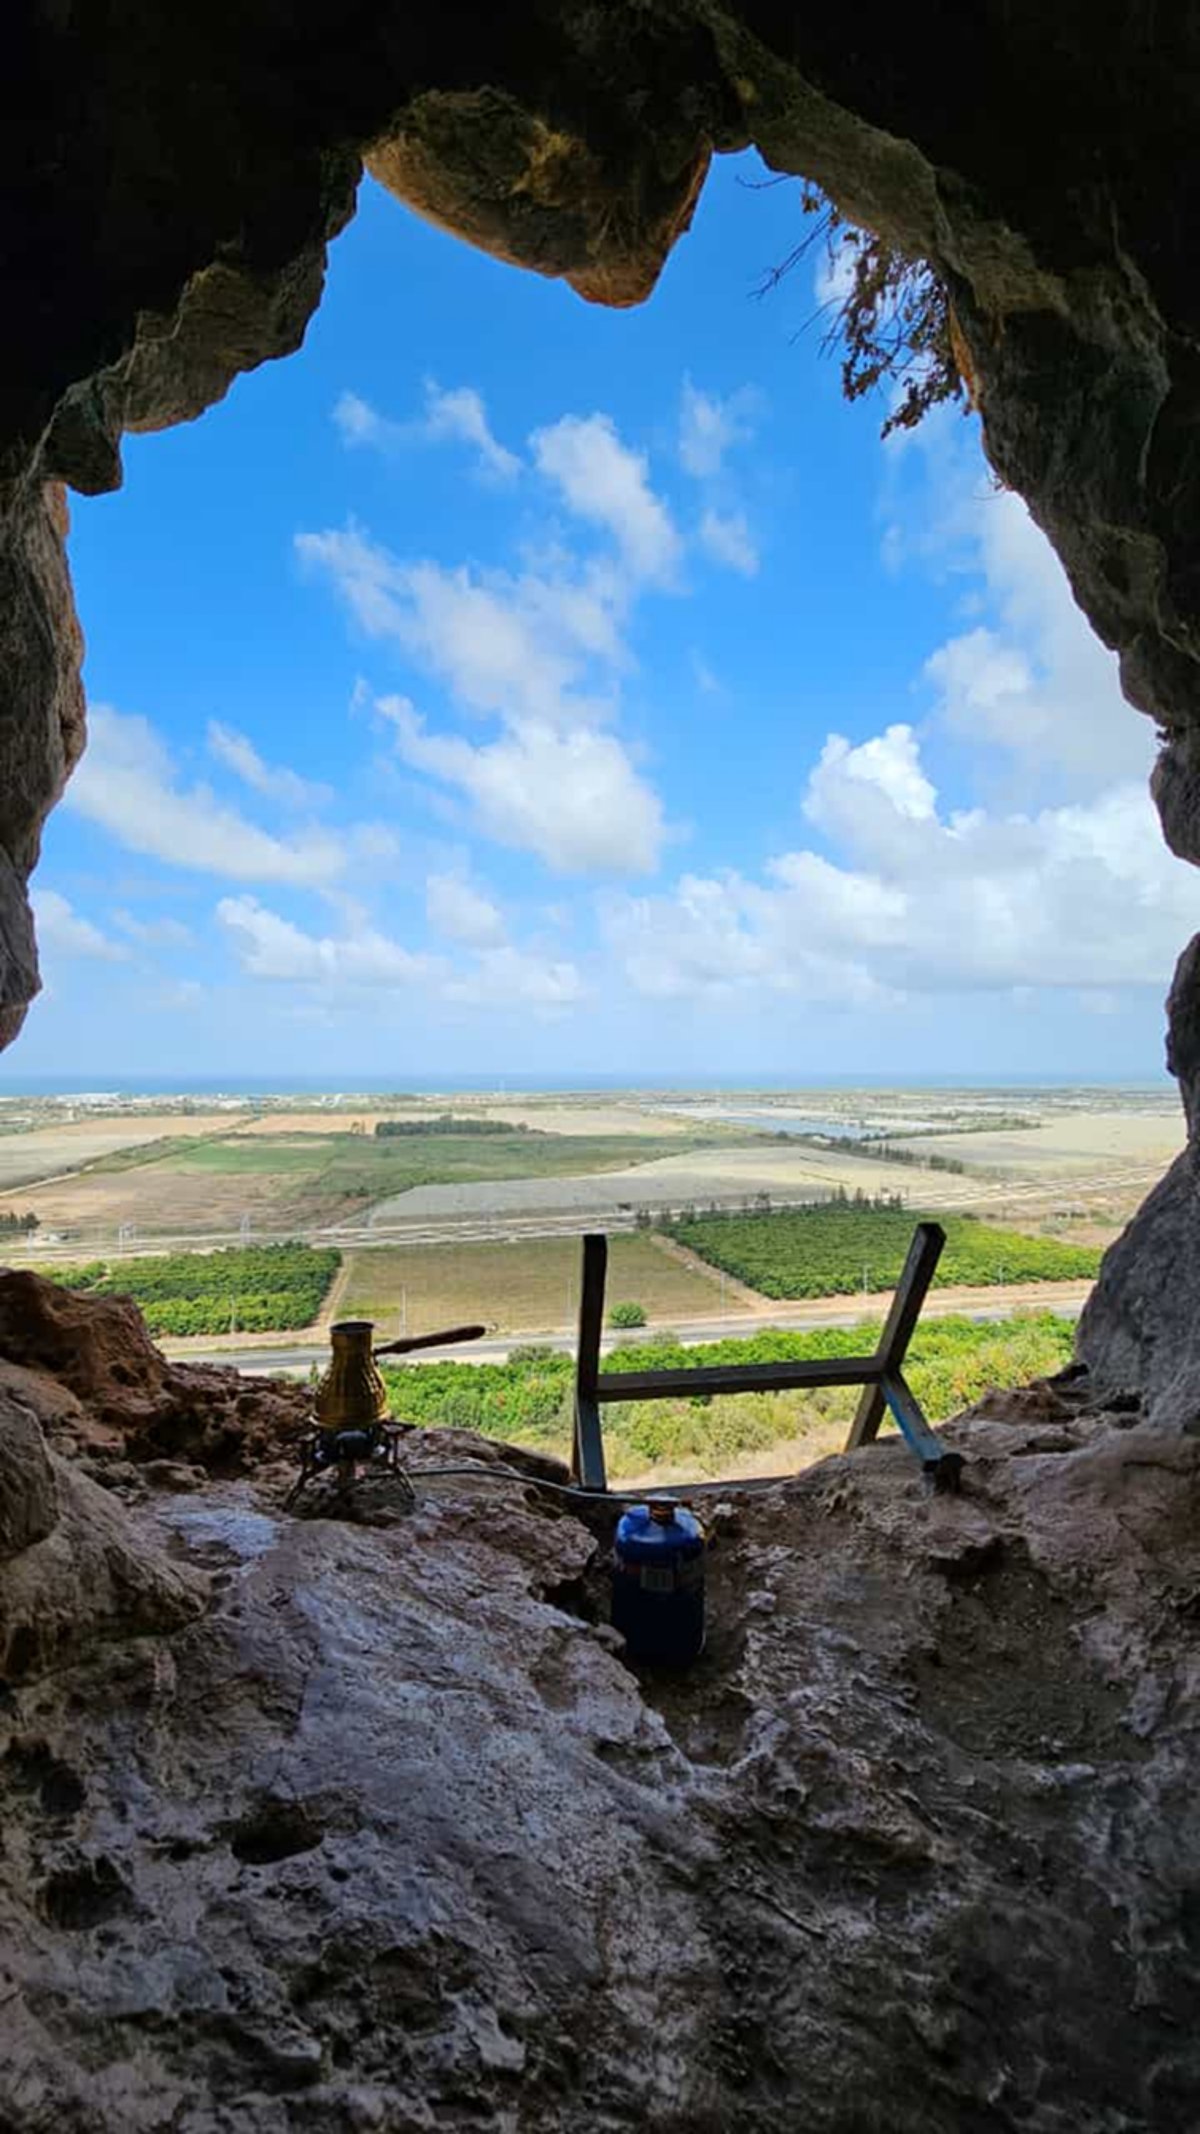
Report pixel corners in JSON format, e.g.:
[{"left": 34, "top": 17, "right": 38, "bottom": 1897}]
[
  {"left": 572, "top": 1232, "right": 608, "bottom": 1491},
  {"left": 846, "top": 1221, "right": 946, "bottom": 1452}
]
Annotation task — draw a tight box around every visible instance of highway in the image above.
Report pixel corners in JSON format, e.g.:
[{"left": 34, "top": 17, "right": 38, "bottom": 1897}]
[{"left": 174, "top": 1288, "right": 1088, "bottom": 1379}]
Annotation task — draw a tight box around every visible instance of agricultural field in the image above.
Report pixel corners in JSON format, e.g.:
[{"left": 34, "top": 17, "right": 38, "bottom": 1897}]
[
  {"left": 11, "top": 1123, "right": 733, "bottom": 1242},
  {"left": 337, "top": 1233, "right": 723, "bottom": 1339},
  {"left": 667, "top": 1201, "right": 1100, "bottom": 1299},
  {"left": 0, "top": 1082, "right": 1181, "bottom": 1258},
  {"left": 47, "top": 1242, "right": 340, "bottom": 1336},
  {"left": 381, "top": 1312, "right": 1077, "bottom": 1481}
]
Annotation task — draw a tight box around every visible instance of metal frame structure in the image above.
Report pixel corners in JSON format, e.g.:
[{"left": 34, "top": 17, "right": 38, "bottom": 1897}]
[{"left": 571, "top": 1222, "right": 962, "bottom": 1494}]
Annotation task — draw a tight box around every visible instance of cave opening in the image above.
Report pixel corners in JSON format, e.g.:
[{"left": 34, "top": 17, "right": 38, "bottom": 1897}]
[
  {"left": 18, "top": 153, "right": 1190, "bottom": 1095},
  {"left": 7, "top": 22, "right": 1200, "bottom": 2124}
]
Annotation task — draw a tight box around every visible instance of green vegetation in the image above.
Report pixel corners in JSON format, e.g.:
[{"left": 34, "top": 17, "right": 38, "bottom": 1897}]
[
  {"left": 107, "top": 1125, "right": 732, "bottom": 1220},
  {"left": 665, "top": 1199, "right": 1100, "bottom": 1300},
  {"left": 608, "top": 1301, "right": 647, "bottom": 1329},
  {"left": 49, "top": 1242, "right": 340, "bottom": 1336},
  {"left": 381, "top": 1312, "right": 1076, "bottom": 1478},
  {"left": 0, "top": 1210, "right": 38, "bottom": 1234},
  {"left": 374, "top": 1114, "right": 524, "bottom": 1138}
]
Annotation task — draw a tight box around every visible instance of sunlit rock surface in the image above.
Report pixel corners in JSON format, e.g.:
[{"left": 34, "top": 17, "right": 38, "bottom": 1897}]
[{"left": 1, "top": 1368, "right": 1198, "bottom": 2130}]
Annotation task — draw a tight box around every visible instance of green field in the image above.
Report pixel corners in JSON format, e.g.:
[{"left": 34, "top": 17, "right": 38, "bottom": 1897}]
[
  {"left": 65, "top": 1124, "right": 734, "bottom": 1229},
  {"left": 338, "top": 1233, "right": 722, "bottom": 1337},
  {"left": 48, "top": 1242, "right": 340, "bottom": 1336},
  {"left": 382, "top": 1311, "right": 1076, "bottom": 1479},
  {"left": 667, "top": 1202, "right": 1100, "bottom": 1300}
]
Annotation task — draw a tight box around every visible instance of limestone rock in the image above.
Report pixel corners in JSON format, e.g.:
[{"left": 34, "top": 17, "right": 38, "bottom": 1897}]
[
  {"left": 0, "top": 1406, "right": 1197, "bottom": 2128},
  {"left": 0, "top": 1270, "right": 310, "bottom": 1471},
  {"left": 0, "top": 482, "right": 85, "bottom": 1039},
  {"left": 367, "top": 88, "right": 710, "bottom": 306},
  {"left": 0, "top": 1449, "right": 206, "bottom": 1681},
  {"left": 1077, "top": 1147, "right": 1200, "bottom": 1429},
  {"left": 0, "top": 1392, "right": 58, "bottom": 1560}
]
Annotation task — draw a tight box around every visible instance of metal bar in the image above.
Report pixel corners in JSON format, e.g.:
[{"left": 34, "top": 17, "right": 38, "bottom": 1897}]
[
  {"left": 845, "top": 1220, "right": 945, "bottom": 1451},
  {"left": 881, "top": 1370, "right": 963, "bottom": 1492},
  {"left": 573, "top": 1395, "right": 607, "bottom": 1493},
  {"left": 572, "top": 1233, "right": 608, "bottom": 1489},
  {"left": 596, "top": 1355, "right": 884, "bottom": 1402}
]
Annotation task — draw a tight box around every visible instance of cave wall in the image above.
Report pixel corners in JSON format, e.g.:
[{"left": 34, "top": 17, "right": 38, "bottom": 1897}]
[{"left": 5, "top": 2, "right": 1200, "bottom": 1407}]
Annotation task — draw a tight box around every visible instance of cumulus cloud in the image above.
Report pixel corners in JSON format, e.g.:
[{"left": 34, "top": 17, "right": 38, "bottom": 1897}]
[
  {"left": 424, "top": 383, "right": 520, "bottom": 481},
  {"left": 300, "top": 413, "right": 674, "bottom": 878},
  {"left": 425, "top": 871, "right": 505, "bottom": 947},
  {"left": 297, "top": 529, "right": 618, "bottom": 730},
  {"left": 217, "top": 896, "right": 437, "bottom": 986},
  {"left": 67, "top": 707, "right": 346, "bottom": 885},
  {"left": 32, "top": 889, "right": 129, "bottom": 962},
  {"left": 678, "top": 378, "right": 758, "bottom": 480},
  {"left": 384, "top": 699, "right": 664, "bottom": 875},
  {"left": 699, "top": 506, "right": 759, "bottom": 577},
  {"left": 924, "top": 489, "right": 1155, "bottom": 792},
  {"left": 217, "top": 891, "right": 581, "bottom": 1016},
  {"left": 530, "top": 414, "right": 681, "bottom": 584},
  {"left": 604, "top": 724, "right": 1199, "bottom": 1004},
  {"left": 207, "top": 722, "right": 332, "bottom": 810},
  {"left": 334, "top": 381, "right": 519, "bottom": 481}
]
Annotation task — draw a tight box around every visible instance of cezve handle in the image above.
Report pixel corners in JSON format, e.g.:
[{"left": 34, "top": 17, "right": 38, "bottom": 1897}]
[{"left": 373, "top": 1323, "right": 487, "bottom": 1358}]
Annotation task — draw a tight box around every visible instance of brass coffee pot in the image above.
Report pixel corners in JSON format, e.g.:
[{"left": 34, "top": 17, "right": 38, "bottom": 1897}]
[{"left": 314, "top": 1318, "right": 487, "bottom": 1432}]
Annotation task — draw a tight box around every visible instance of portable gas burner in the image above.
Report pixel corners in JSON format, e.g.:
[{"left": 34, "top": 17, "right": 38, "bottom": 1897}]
[{"left": 286, "top": 1317, "right": 486, "bottom": 1508}]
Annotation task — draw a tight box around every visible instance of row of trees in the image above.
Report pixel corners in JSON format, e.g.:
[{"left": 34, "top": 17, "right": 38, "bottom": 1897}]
[{"left": 374, "top": 1114, "right": 525, "bottom": 1138}]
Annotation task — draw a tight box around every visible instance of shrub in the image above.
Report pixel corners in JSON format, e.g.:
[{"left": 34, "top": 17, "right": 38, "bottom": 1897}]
[{"left": 608, "top": 1301, "right": 647, "bottom": 1329}]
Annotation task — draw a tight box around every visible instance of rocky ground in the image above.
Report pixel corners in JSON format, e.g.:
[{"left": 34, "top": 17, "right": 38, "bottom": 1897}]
[{"left": 1, "top": 1277, "right": 1199, "bottom": 2130}]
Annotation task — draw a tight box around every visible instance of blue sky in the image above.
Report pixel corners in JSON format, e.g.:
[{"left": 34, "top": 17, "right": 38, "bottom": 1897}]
[{"left": 14, "top": 152, "right": 1197, "bottom": 1084}]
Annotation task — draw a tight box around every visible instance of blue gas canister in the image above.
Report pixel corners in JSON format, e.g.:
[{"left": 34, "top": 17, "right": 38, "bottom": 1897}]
[{"left": 612, "top": 1502, "right": 706, "bottom": 1665}]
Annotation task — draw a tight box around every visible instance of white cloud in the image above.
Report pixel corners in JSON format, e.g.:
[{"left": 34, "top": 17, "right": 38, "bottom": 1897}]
[
  {"left": 531, "top": 414, "right": 681, "bottom": 584},
  {"left": 297, "top": 530, "right": 617, "bottom": 730},
  {"left": 217, "top": 896, "right": 437, "bottom": 986},
  {"left": 605, "top": 725, "right": 1199, "bottom": 1004},
  {"left": 445, "top": 945, "right": 584, "bottom": 1010},
  {"left": 32, "top": 890, "right": 128, "bottom": 962},
  {"left": 423, "top": 383, "right": 520, "bottom": 481},
  {"left": 924, "top": 490, "right": 1154, "bottom": 791},
  {"left": 217, "top": 892, "right": 580, "bottom": 1017},
  {"left": 813, "top": 232, "right": 858, "bottom": 314},
  {"left": 602, "top": 875, "right": 889, "bottom": 1007},
  {"left": 384, "top": 699, "right": 664, "bottom": 875},
  {"left": 207, "top": 722, "right": 332, "bottom": 810},
  {"left": 334, "top": 382, "right": 519, "bottom": 482},
  {"left": 699, "top": 506, "right": 759, "bottom": 577},
  {"left": 678, "top": 378, "right": 758, "bottom": 479},
  {"left": 68, "top": 707, "right": 346, "bottom": 885},
  {"left": 112, "top": 908, "right": 195, "bottom": 948},
  {"left": 425, "top": 871, "right": 505, "bottom": 947}
]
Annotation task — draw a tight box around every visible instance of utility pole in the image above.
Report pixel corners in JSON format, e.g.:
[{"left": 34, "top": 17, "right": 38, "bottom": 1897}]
[{"left": 399, "top": 1287, "right": 407, "bottom": 1337}]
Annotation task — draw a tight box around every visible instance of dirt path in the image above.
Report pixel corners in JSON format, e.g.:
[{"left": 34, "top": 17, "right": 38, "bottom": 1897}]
[
  {"left": 646, "top": 1230, "right": 764, "bottom": 1309},
  {"left": 315, "top": 1254, "right": 354, "bottom": 1331}
]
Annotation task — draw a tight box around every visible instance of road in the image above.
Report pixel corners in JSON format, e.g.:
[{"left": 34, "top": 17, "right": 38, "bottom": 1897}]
[{"left": 174, "top": 1287, "right": 1089, "bottom": 1378}]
